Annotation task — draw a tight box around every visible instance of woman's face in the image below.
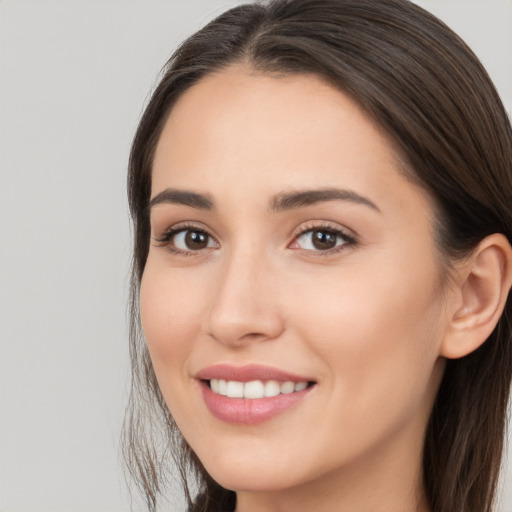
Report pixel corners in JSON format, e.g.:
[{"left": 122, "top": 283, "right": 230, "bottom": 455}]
[{"left": 141, "top": 68, "right": 448, "bottom": 503}]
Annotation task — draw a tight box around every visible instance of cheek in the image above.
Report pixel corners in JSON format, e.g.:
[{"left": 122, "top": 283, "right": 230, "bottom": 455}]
[
  {"left": 287, "top": 254, "right": 445, "bottom": 424},
  {"left": 139, "top": 259, "right": 207, "bottom": 371},
  {"left": 139, "top": 258, "right": 216, "bottom": 436}
]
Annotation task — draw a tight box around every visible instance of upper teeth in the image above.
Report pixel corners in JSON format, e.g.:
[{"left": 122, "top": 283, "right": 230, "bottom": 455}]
[{"left": 210, "top": 379, "right": 308, "bottom": 399}]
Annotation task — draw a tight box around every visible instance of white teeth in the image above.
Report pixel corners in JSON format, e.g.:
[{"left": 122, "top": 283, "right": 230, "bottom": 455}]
[
  {"left": 209, "top": 379, "right": 310, "bottom": 399},
  {"left": 280, "top": 381, "right": 295, "bottom": 394},
  {"left": 294, "top": 381, "right": 308, "bottom": 391},
  {"left": 226, "top": 380, "right": 244, "bottom": 398},
  {"left": 218, "top": 379, "right": 227, "bottom": 396},
  {"left": 210, "top": 379, "right": 220, "bottom": 393},
  {"left": 264, "top": 380, "right": 280, "bottom": 397},
  {"left": 244, "top": 380, "right": 265, "bottom": 399}
]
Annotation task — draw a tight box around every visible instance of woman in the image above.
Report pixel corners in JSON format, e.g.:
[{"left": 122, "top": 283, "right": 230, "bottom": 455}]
[{"left": 122, "top": 1, "right": 512, "bottom": 511}]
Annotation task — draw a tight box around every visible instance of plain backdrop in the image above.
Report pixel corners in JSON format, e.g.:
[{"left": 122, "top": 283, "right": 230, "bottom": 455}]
[{"left": 1, "top": 1, "right": 511, "bottom": 511}]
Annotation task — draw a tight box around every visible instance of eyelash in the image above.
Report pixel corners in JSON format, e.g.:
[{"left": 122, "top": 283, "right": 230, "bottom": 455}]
[
  {"left": 154, "top": 222, "right": 358, "bottom": 257},
  {"left": 292, "top": 222, "right": 358, "bottom": 256},
  {"left": 154, "top": 222, "right": 215, "bottom": 257}
]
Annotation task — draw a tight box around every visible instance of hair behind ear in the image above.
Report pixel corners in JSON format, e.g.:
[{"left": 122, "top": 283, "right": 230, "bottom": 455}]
[
  {"left": 424, "top": 233, "right": 512, "bottom": 512},
  {"left": 424, "top": 298, "right": 512, "bottom": 512}
]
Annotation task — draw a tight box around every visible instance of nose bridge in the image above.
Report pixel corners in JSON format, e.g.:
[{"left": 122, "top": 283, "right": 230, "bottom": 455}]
[{"left": 206, "top": 240, "right": 283, "bottom": 346}]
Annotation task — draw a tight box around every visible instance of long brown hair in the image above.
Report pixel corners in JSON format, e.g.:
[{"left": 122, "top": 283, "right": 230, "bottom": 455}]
[{"left": 122, "top": 1, "right": 512, "bottom": 511}]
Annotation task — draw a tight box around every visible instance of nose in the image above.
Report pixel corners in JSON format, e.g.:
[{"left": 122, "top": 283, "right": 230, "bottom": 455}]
[{"left": 205, "top": 247, "right": 285, "bottom": 347}]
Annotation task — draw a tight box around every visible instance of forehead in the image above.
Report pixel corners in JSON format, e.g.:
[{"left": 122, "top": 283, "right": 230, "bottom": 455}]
[{"left": 151, "top": 66, "right": 427, "bottom": 218}]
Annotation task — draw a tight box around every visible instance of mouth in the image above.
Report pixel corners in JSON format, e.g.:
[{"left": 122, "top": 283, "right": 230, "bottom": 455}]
[{"left": 196, "top": 364, "right": 317, "bottom": 424}]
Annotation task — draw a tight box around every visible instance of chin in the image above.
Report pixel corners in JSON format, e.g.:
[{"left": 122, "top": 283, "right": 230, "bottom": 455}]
[
  {"left": 207, "top": 468, "right": 298, "bottom": 494},
  {"left": 196, "top": 448, "right": 320, "bottom": 494}
]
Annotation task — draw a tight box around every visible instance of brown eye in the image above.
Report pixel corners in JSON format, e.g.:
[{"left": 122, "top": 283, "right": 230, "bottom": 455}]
[
  {"left": 185, "top": 231, "right": 209, "bottom": 249},
  {"left": 172, "top": 229, "right": 216, "bottom": 251},
  {"left": 294, "top": 228, "right": 351, "bottom": 252},
  {"left": 311, "top": 230, "right": 338, "bottom": 250}
]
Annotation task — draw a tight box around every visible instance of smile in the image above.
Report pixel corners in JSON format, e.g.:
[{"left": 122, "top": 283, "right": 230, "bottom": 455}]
[
  {"left": 208, "top": 379, "right": 309, "bottom": 399},
  {"left": 196, "top": 365, "right": 316, "bottom": 424}
]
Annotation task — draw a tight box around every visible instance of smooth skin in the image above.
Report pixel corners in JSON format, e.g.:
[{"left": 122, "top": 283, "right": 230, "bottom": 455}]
[{"left": 140, "top": 67, "right": 512, "bottom": 512}]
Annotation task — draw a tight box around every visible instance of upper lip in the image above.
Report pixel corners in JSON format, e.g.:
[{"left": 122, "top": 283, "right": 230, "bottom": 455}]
[{"left": 195, "top": 364, "right": 314, "bottom": 383}]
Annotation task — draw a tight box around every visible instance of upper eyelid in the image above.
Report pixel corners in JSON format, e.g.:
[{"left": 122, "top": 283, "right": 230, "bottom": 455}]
[
  {"left": 154, "top": 220, "right": 352, "bottom": 234},
  {"left": 153, "top": 221, "right": 215, "bottom": 238},
  {"left": 292, "top": 226, "right": 356, "bottom": 246},
  {"left": 292, "top": 220, "right": 357, "bottom": 239}
]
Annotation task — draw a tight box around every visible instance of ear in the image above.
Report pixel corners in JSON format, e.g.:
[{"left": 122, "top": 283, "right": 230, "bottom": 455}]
[{"left": 440, "top": 233, "right": 512, "bottom": 359}]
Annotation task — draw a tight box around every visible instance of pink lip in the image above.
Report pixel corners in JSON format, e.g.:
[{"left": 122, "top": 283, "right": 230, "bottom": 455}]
[
  {"left": 195, "top": 363, "right": 313, "bottom": 383},
  {"left": 195, "top": 364, "right": 315, "bottom": 425}
]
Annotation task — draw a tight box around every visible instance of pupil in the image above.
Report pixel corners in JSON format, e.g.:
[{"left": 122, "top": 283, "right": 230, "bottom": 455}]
[
  {"left": 185, "top": 231, "right": 208, "bottom": 249},
  {"left": 312, "top": 230, "right": 336, "bottom": 250}
]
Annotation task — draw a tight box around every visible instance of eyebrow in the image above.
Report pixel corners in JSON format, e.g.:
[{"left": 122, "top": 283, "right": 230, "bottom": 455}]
[
  {"left": 148, "top": 187, "right": 380, "bottom": 213},
  {"left": 270, "top": 188, "right": 380, "bottom": 213},
  {"left": 149, "top": 189, "right": 214, "bottom": 211}
]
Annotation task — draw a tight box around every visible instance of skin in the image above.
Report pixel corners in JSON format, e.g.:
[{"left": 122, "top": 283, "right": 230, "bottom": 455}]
[{"left": 140, "top": 67, "right": 456, "bottom": 512}]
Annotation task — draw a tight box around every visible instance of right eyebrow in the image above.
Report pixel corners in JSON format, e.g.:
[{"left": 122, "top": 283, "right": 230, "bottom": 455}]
[
  {"left": 270, "top": 188, "right": 380, "bottom": 213},
  {"left": 148, "top": 188, "right": 214, "bottom": 211}
]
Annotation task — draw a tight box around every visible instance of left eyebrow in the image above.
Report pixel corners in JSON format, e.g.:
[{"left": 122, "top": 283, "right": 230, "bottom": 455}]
[
  {"left": 269, "top": 188, "right": 381, "bottom": 213},
  {"left": 148, "top": 188, "right": 214, "bottom": 211}
]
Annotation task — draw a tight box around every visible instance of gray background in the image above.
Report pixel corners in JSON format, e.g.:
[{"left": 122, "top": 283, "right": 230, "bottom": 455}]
[{"left": 1, "top": 1, "right": 511, "bottom": 511}]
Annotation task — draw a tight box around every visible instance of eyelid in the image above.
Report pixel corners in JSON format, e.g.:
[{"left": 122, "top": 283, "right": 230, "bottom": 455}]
[
  {"left": 152, "top": 220, "right": 358, "bottom": 256},
  {"left": 153, "top": 221, "right": 219, "bottom": 254},
  {"left": 153, "top": 220, "right": 212, "bottom": 240},
  {"left": 291, "top": 220, "right": 357, "bottom": 239},
  {"left": 288, "top": 221, "right": 358, "bottom": 253}
]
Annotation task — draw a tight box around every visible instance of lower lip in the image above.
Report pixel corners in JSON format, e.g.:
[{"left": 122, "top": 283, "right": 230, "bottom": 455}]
[{"left": 200, "top": 381, "right": 313, "bottom": 425}]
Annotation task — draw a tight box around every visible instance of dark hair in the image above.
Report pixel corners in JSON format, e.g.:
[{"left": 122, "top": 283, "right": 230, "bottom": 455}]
[{"left": 122, "top": 1, "right": 512, "bottom": 511}]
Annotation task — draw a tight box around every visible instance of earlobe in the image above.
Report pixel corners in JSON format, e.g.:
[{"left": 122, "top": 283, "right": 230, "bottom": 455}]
[{"left": 440, "top": 233, "right": 512, "bottom": 359}]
